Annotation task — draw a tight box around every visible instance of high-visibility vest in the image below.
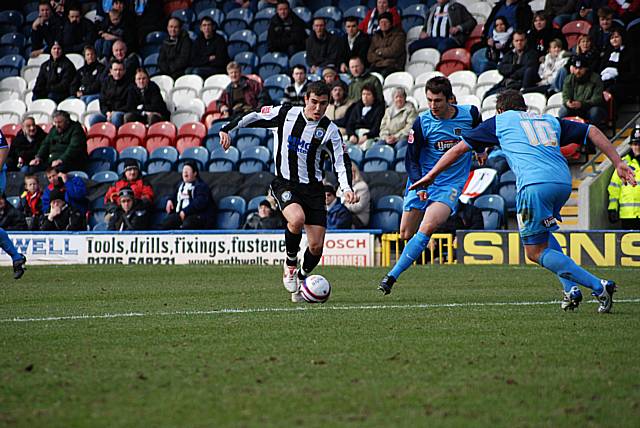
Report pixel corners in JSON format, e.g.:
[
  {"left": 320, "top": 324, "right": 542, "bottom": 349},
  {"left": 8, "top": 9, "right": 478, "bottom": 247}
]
[{"left": 608, "top": 154, "right": 640, "bottom": 219}]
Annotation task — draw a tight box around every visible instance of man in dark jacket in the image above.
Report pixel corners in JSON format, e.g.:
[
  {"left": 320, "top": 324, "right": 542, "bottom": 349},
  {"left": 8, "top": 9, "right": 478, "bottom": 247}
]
[
  {"left": 485, "top": 31, "right": 539, "bottom": 97},
  {"left": 408, "top": 0, "right": 477, "bottom": 55},
  {"left": 267, "top": 0, "right": 307, "bottom": 55},
  {"left": 325, "top": 185, "right": 352, "bottom": 230},
  {"left": 40, "top": 187, "right": 86, "bottom": 231},
  {"left": 107, "top": 187, "right": 150, "bottom": 231},
  {"left": 61, "top": 3, "right": 97, "bottom": 54},
  {"left": 559, "top": 55, "right": 606, "bottom": 127},
  {"left": 30, "top": 111, "right": 88, "bottom": 173},
  {"left": 306, "top": 18, "right": 343, "bottom": 74},
  {"left": 72, "top": 46, "right": 105, "bottom": 104},
  {"left": 158, "top": 17, "right": 192, "bottom": 80},
  {"left": 124, "top": 68, "right": 169, "bottom": 125},
  {"left": 367, "top": 12, "right": 407, "bottom": 77},
  {"left": 186, "top": 16, "right": 230, "bottom": 78},
  {"left": 33, "top": 41, "right": 77, "bottom": 103},
  {"left": 103, "top": 40, "right": 140, "bottom": 83},
  {"left": 242, "top": 199, "right": 283, "bottom": 230},
  {"left": 6, "top": 117, "right": 46, "bottom": 172},
  {"left": 161, "top": 161, "right": 214, "bottom": 230},
  {"left": 30, "top": 0, "right": 63, "bottom": 58},
  {"left": 98, "top": 60, "right": 130, "bottom": 127},
  {"left": 339, "top": 16, "right": 370, "bottom": 73},
  {"left": 0, "top": 193, "right": 27, "bottom": 230}
]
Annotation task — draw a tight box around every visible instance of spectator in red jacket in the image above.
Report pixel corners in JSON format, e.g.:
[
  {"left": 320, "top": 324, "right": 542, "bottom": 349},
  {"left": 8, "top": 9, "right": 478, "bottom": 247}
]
[
  {"left": 104, "top": 159, "right": 154, "bottom": 209},
  {"left": 218, "top": 62, "right": 268, "bottom": 120}
]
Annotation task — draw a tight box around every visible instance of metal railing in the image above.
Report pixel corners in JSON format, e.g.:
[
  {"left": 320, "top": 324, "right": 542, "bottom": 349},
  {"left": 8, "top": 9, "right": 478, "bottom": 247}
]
[
  {"left": 380, "top": 233, "right": 455, "bottom": 267},
  {"left": 581, "top": 111, "right": 640, "bottom": 174}
]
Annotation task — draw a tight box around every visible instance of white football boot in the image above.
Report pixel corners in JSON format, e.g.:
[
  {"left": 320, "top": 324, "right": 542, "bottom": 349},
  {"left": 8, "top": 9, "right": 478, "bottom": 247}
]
[{"left": 282, "top": 263, "right": 299, "bottom": 293}]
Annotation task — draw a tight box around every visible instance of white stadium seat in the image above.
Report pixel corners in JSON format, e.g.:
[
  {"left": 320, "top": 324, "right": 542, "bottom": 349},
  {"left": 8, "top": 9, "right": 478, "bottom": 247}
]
[
  {"left": 467, "top": 3, "right": 492, "bottom": 24},
  {"left": 171, "top": 111, "right": 199, "bottom": 129},
  {"left": 524, "top": 93, "right": 547, "bottom": 115},
  {"left": 21, "top": 65, "right": 41, "bottom": 83},
  {"left": 406, "top": 25, "right": 423, "bottom": 45},
  {"left": 409, "top": 48, "right": 440, "bottom": 67},
  {"left": 57, "top": 98, "right": 86, "bottom": 121},
  {"left": 28, "top": 98, "right": 57, "bottom": 114},
  {"left": 204, "top": 74, "right": 231, "bottom": 89},
  {"left": 174, "top": 98, "right": 205, "bottom": 117},
  {"left": 66, "top": 53, "right": 85, "bottom": 70},
  {"left": 448, "top": 70, "right": 478, "bottom": 93},
  {"left": 456, "top": 94, "right": 481, "bottom": 109},
  {"left": 0, "top": 88, "right": 20, "bottom": 102},
  {"left": 27, "top": 54, "right": 50, "bottom": 67},
  {"left": 414, "top": 70, "right": 444, "bottom": 87},
  {"left": 151, "top": 75, "right": 174, "bottom": 94},
  {"left": 406, "top": 62, "right": 435, "bottom": 79},
  {"left": 0, "top": 76, "right": 27, "bottom": 93}
]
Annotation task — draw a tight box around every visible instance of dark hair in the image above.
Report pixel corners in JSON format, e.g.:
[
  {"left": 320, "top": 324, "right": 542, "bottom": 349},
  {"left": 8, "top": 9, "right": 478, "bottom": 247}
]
[
  {"left": 533, "top": 11, "right": 546, "bottom": 21},
  {"left": 425, "top": 76, "right": 453, "bottom": 99},
  {"left": 344, "top": 16, "right": 359, "bottom": 24},
  {"left": 38, "top": 0, "right": 51, "bottom": 9},
  {"left": 292, "top": 64, "right": 306, "bottom": 74},
  {"left": 52, "top": 110, "right": 71, "bottom": 122},
  {"left": 168, "top": 17, "right": 183, "bottom": 27},
  {"left": 348, "top": 55, "right": 363, "bottom": 64},
  {"left": 67, "top": 3, "right": 81, "bottom": 13},
  {"left": 312, "top": 17, "right": 326, "bottom": 25},
  {"left": 513, "top": 30, "right": 527, "bottom": 38},
  {"left": 610, "top": 28, "right": 624, "bottom": 39},
  {"left": 135, "top": 67, "right": 150, "bottom": 78},
  {"left": 45, "top": 166, "right": 60, "bottom": 174},
  {"left": 200, "top": 16, "right": 215, "bottom": 26},
  {"left": 110, "top": 59, "right": 124, "bottom": 68},
  {"left": 494, "top": 16, "right": 509, "bottom": 27},
  {"left": 597, "top": 7, "right": 614, "bottom": 18},
  {"left": 276, "top": 0, "right": 290, "bottom": 6},
  {"left": 306, "top": 81, "right": 330, "bottom": 98},
  {"left": 324, "top": 184, "right": 336, "bottom": 195},
  {"left": 496, "top": 89, "right": 527, "bottom": 112},
  {"left": 361, "top": 83, "right": 377, "bottom": 101}
]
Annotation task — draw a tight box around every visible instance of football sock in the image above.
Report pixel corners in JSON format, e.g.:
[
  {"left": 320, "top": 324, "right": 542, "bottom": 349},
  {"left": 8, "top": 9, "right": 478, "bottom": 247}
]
[
  {"left": 298, "top": 248, "right": 321, "bottom": 280},
  {"left": 388, "top": 231, "right": 430, "bottom": 280},
  {"left": 284, "top": 228, "right": 302, "bottom": 267},
  {"left": 539, "top": 247, "right": 603, "bottom": 293},
  {"left": 547, "top": 235, "right": 580, "bottom": 293},
  {"left": 0, "top": 228, "right": 20, "bottom": 261}
]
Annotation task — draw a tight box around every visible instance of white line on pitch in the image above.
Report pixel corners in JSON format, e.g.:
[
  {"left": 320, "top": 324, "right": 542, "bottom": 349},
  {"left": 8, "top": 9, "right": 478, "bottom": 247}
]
[{"left": 2, "top": 299, "right": 640, "bottom": 323}]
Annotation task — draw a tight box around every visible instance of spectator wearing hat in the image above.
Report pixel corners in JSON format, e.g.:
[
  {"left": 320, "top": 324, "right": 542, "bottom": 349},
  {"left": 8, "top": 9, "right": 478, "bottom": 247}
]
[
  {"left": 104, "top": 159, "right": 154, "bottom": 210},
  {"left": 359, "top": 0, "right": 402, "bottom": 35},
  {"left": 325, "top": 80, "right": 354, "bottom": 135},
  {"left": 379, "top": 87, "right": 418, "bottom": 147},
  {"left": 158, "top": 17, "right": 192, "bottom": 80},
  {"left": 186, "top": 17, "right": 230, "bottom": 78},
  {"left": 243, "top": 199, "right": 284, "bottom": 229},
  {"left": 325, "top": 184, "right": 352, "bottom": 230},
  {"left": 40, "top": 187, "right": 86, "bottom": 231},
  {"left": 282, "top": 65, "right": 308, "bottom": 107},
  {"left": 0, "top": 193, "right": 27, "bottom": 231},
  {"left": 321, "top": 67, "right": 339, "bottom": 85},
  {"left": 30, "top": 111, "right": 88, "bottom": 173},
  {"left": 162, "top": 161, "right": 215, "bottom": 230},
  {"left": 367, "top": 12, "right": 407, "bottom": 77},
  {"left": 306, "top": 18, "right": 344, "bottom": 75},
  {"left": 559, "top": 55, "right": 606, "bottom": 127},
  {"left": 107, "top": 187, "right": 151, "bottom": 231},
  {"left": 124, "top": 68, "right": 170, "bottom": 125},
  {"left": 267, "top": 0, "right": 307, "bottom": 56},
  {"left": 33, "top": 41, "right": 77, "bottom": 104},
  {"left": 608, "top": 125, "right": 640, "bottom": 229},
  {"left": 6, "top": 117, "right": 47, "bottom": 172},
  {"left": 408, "top": 0, "right": 477, "bottom": 55},
  {"left": 339, "top": 16, "right": 371, "bottom": 73},
  {"left": 41, "top": 166, "right": 88, "bottom": 216}
]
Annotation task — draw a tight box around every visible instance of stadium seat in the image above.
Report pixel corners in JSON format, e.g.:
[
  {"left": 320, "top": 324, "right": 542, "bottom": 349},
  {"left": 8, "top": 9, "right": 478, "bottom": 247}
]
[
  {"left": 255, "top": 30, "right": 269, "bottom": 58},
  {"left": 467, "top": 3, "right": 492, "bottom": 24},
  {"left": 401, "top": 4, "right": 426, "bottom": 32},
  {"left": 196, "top": 7, "right": 224, "bottom": 25},
  {"left": 66, "top": 53, "right": 84, "bottom": 70},
  {"left": 27, "top": 98, "right": 56, "bottom": 114},
  {"left": 114, "top": 122, "right": 146, "bottom": 152},
  {"left": 171, "top": 111, "right": 200, "bottom": 129},
  {"left": 215, "top": 195, "right": 246, "bottom": 229},
  {"left": 6, "top": 196, "right": 20, "bottom": 209},
  {"left": 370, "top": 195, "right": 404, "bottom": 232},
  {"left": 498, "top": 170, "right": 516, "bottom": 213},
  {"left": 67, "top": 170, "right": 89, "bottom": 180},
  {"left": 235, "top": 134, "right": 262, "bottom": 152},
  {"left": 524, "top": 93, "right": 547, "bottom": 115},
  {"left": 253, "top": 7, "right": 275, "bottom": 35},
  {"left": 234, "top": 51, "right": 260, "bottom": 75},
  {"left": 142, "top": 31, "right": 167, "bottom": 58},
  {"left": 147, "top": 146, "right": 179, "bottom": 173},
  {"left": 0, "top": 99, "right": 26, "bottom": 126},
  {"left": 346, "top": 145, "right": 364, "bottom": 167},
  {"left": 343, "top": 5, "right": 367, "bottom": 20},
  {"left": 150, "top": 75, "right": 174, "bottom": 95},
  {"left": 436, "top": 48, "right": 471, "bottom": 76},
  {"left": 448, "top": 70, "right": 477, "bottom": 95},
  {"left": 143, "top": 53, "right": 159, "bottom": 76},
  {"left": 0, "top": 55, "right": 25, "bottom": 79},
  {"left": 207, "top": 146, "right": 240, "bottom": 172},
  {"left": 475, "top": 70, "right": 503, "bottom": 99},
  {"left": 414, "top": 70, "right": 445, "bottom": 87},
  {"left": 88, "top": 146, "right": 118, "bottom": 172},
  {"left": 410, "top": 48, "right": 441, "bottom": 68},
  {"left": 172, "top": 8, "right": 195, "bottom": 25},
  {"left": 238, "top": 146, "right": 270, "bottom": 174},
  {"left": 362, "top": 145, "right": 395, "bottom": 172},
  {"left": 178, "top": 146, "right": 209, "bottom": 171},
  {"left": 245, "top": 195, "right": 267, "bottom": 218},
  {"left": 474, "top": 194, "right": 506, "bottom": 229},
  {"left": 0, "top": 75, "right": 27, "bottom": 94},
  {"left": 171, "top": 74, "right": 204, "bottom": 107},
  {"left": 27, "top": 54, "right": 49, "bottom": 67},
  {"left": 313, "top": 6, "right": 342, "bottom": 29},
  {"left": 86, "top": 122, "right": 117, "bottom": 153},
  {"left": 263, "top": 74, "right": 291, "bottom": 105},
  {"left": 258, "top": 52, "right": 289, "bottom": 81},
  {"left": 57, "top": 98, "right": 86, "bottom": 122},
  {"left": 116, "top": 146, "right": 149, "bottom": 173},
  {"left": 288, "top": 51, "right": 307, "bottom": 69},
  {"left": 145, "top": 121, "right": 177, "bottom": 152},
  {"left": 223, "top": 8, "right": 253, "bottom": 34},
  {"left": 562, "top": 20, "right": 592, "bottom": 49},
  {"left": 91, "top": 170, "right": 119, "bottom": 183},
  {"left": 228, "top": 29, "right": 257, "bottom": 59},
  {"left": 176, "top": 122, "right": 206, "bottom": 153},
  {"left": 0, "top": 32, "right": 25, "bottom": 52},
  {"left": 465, "top": 23, "right": 484, "bottom": 51},
  {"left": 293, "top": 6, "right": 312, "bottom": 24},
  {"left": 1, "top": 123, "right": 20, "bottom": 143},
  {"left": 544, "top": 92, "right": 564, "bottom": 116},
  {"left": 0, "top": 10, "right": 23, "bottom": 34}
]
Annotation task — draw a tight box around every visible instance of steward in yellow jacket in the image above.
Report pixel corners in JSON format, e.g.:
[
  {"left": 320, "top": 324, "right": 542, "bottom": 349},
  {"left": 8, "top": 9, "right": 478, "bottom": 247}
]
[{"left": 608, "top": 125, "right": 640, "bottom": 229}]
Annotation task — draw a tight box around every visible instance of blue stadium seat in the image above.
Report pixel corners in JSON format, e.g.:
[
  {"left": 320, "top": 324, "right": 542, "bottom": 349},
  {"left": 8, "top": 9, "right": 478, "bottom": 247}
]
[
  {"left": 253, "top": 7, "right": 275, "bottom": 35},
  {"left": 288, "top": 51, "right": 307, "bottom": 69},
  {"left": 116, "top": 146, "right": 149, "bottom": 173},
  {"left": 237, "top": 128, "right": 269, "bottom": 144},
  {"left": 313, "top": 6, "right": 342, "bottom": 29},
  {"left": 149, "top": 146, "right": 179, "bottom": 164},
  {"left": 193, "top": 0, "right": 218, "bottom": 15},
  {"left": 90, "top": 197, "right": 107, "bottom": 212},
  {"left": 215, "top": 195, "right": 246, "bottom": 229},
  {"left": 256, "top": 30, "right": 269, "bottom": 57},
  {"left": 362, "top": 145, "right": 395, "bottom": 172},
  {"left": 342, "top": 5, "right": 367, "bottom": 20},
  {"left": 306, "top": 0, "right": 333, "bottom": 13},
  {"left": 171, "top": 8, "right": 195, "bottom": 25},
  {"left": 228, "top": 29, "right": 257, "bottom": 59},
  {"left": 93, "top": 222, "right": 109, "bottom": 231},
  {"left": 0, "top": 10, "right": 23, "bottom": 33},
  {"left": 402, "top": 4, "right": 427, "bottom": 32},
  {"left": 498, "top": 170, "right": 516, "bottom": 213},
  {"left": 146, "top": 160, "right": 174, "bottom": 174},
  {"left": 394, "top": 145, "right": 407, "bottom": 171},
  {"left": 142, "top": 31, "right": 167, "bottom": 58},
  {"left": 293, "top": 6, "right": 312, "bottom": 24},
  {"left": 89, "top": 211, "right": 106, "bottom": 229},
  {"left": 258, "top": 52, "right": 289, "bottom": 80},
  {"left": 263, "top": 74, "right": 291, "bottom": 104},
  {"left": 235, "top": 135, "right": 261, "bottom": 152},
  {"left": 474, "top": 194, "right": 506, "bottom": 229},
  {"left": 238, "top": 146, "right": 270, "bottom": 174},
  {"left": 6, "top": 196, "right": 20, "bottom": 209},
  {"left": 0, "top": 55, "right": 25, "bottom": 79},
  {"left": 204, "top": 135, "right": 221, "bottom": 152},
  {"left": 234, "top": 51, "right": 259, "bottom": 75},
  {"left": 223, "top": 8, "right": 253, "bottom": 34},
  {"left": 89, "top": 146, "right": 118, "bottom": 168},
  {"left": 0, "top": 32, "right": 25, "bottom": 50},
  {"left": 197, "top": 7, "right": 225, "bottom": 25},
  {"left": 91, "top": 170, "right": 119, "bottom": 184},
  {"left": 178, "top": 146, "right": 210, "bottom": 171},
  {"left": 143, "top": 53, "right": 159, "bottom": 76},
  {"left": 370, "top": 195, "right": 404, "bottom": 232},
  {"left": 207, "top": 145, "right": 240, "bottom": 172},
  {"left": 347, "top": 145, "right": 364, "bottom": 167},
  {"left": 87, "top": 160, "right": 113, "bottom": 176},
  {"left": 209, "top": 120, "right": 230, "bottom": 135},
  {"left": 68, "top": 170, "right": 89, "bottom": 180},
  {"left": 246, "top": 195, "right": 266, "bottom": 216}
]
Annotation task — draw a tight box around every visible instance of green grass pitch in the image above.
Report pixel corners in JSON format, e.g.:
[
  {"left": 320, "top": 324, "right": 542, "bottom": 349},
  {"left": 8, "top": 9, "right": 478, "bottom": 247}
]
[{"left": 1, "top": 264, "right": 639, "bottom": 427}]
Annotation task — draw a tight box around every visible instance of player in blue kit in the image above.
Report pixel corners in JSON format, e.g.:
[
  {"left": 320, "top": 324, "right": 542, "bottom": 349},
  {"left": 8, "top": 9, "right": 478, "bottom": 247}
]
[
  {"left": 378, "top": 77, "right": 481, "bottom": 295},
  {"left": 410, "top": 90, "right": 636, "bottom": 313},
  {"left": 0, "top": 130, "right": 27, "bottom": 279}
]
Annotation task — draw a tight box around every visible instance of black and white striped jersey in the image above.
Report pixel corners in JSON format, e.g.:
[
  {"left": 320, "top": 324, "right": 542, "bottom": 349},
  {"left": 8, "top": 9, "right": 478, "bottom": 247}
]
[{"left": 222, "top": 105, "right": 353, "bottom": 192}]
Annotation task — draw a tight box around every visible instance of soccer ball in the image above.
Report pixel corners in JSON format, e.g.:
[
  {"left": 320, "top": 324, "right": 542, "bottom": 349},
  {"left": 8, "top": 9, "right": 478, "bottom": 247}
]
[{"left": 300, "top": 275, "right": 331, "bottom": 304}]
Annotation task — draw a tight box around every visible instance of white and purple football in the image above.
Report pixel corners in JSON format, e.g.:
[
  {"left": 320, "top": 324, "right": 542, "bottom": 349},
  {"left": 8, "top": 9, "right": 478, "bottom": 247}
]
[{"left": 300, "top": 275, "right": 331, "bottom": 304}]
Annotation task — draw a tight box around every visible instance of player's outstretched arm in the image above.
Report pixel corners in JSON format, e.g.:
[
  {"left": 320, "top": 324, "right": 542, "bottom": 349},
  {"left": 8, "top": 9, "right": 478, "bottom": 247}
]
[
  {"left": 408, "top": 141, "right": 471, "bottom": 191},
  {"left": 589, "top": 126, "right": 637, "bottom": 186}
]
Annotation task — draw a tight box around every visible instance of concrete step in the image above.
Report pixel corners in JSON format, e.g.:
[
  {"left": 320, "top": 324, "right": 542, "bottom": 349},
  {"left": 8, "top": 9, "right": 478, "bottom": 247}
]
[{"left": 560, "top": 206, "right": 578, "bottom": 216}]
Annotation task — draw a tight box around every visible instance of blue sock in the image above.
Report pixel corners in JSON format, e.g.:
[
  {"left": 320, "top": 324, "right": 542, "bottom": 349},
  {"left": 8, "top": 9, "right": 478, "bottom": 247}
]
[
  {"left": 547, "top": 235, "right": 580, "bottom": 293},
  {"left": 0, "top": 228, "right": 20, "bottom": 262},
  {"left": 389, "top": 231, "right": 430, "bottom": 280},
  {"left": 539, "top": 247, "right": 603, "bottom": 293}
]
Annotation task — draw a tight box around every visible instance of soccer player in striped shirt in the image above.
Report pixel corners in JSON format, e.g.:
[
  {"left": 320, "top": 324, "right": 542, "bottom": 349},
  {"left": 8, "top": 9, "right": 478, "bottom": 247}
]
[{"left": 219, "top": 81, "right": 359, "bottom": 302}]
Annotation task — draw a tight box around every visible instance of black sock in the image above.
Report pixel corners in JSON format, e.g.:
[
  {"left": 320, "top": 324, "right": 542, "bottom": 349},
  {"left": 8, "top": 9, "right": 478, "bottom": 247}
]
[
  {"left": 284, "top": 228, "right": 302, "bottom": 267},
  {"left": 298, "top": 248, "right": 322, "bottom": 280}
]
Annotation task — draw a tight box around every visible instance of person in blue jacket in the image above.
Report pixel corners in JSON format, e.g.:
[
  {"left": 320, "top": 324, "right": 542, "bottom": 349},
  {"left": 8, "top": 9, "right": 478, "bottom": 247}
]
[
  {"left": 161, "top": 161, "right": 215, "bottom": 230},
  {"left": 325, "top": 184, "right": 352, "bottom": 230}
]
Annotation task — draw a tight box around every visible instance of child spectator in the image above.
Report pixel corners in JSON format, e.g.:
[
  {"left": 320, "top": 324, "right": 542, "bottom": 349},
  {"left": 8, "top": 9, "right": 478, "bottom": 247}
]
[
  {"left": 325, "top": 184, "right": 352, "bottom": 229},
  {"left": 19, "top": 175, "right": 43, "bottom": 231},
  {"left": 531, "top": 39, "right": 570, "bottom": 93},
  {"left": 104, "top": 159, "right": 154, "bottom": 211},
  {"left": 107, "top": 187, "right": 151, "bottom": 231}
]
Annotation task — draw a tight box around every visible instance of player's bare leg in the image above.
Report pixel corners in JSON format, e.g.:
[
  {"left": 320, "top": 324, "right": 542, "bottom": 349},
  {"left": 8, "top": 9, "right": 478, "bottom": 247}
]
[
  {"left": 379, "top": 202, "right": 451, "bottom": 295},
  {"left": 399, "top": 208, "right": 423, "bottom": 240},
  {"left": 281, "top": 204, "right": 305, "bottom": 295}
]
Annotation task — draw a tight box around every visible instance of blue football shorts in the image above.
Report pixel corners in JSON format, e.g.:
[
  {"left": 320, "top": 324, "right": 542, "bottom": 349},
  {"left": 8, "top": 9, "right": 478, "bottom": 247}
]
[
  {"left": 517, "top": 182, "right": 572, "bottom": 244},
  {"left": 403, "top": 180, "right": 461, "bottom": 215}
]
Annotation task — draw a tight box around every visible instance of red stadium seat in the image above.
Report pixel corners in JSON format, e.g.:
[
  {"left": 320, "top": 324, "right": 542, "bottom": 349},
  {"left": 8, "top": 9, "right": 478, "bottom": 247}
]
[
  {"left": 465, "top": 24, "right": 484, "bottom": 51},
  {"left": 1, "top": 123, "right": 20, "bottom": 144},
  {"left": 39, "top": 123, "right": 52, "bottom": 134},
  {"left": 562, "top": 20, "right": 591, "bottom": 49},
  {"left": 437, "top": 48, "right": 471, "bottom": 75},
  {"left": 86, "top": 122, "right": 117, "bottom": 153},
  {"left": 145, "top": 121, "right": 177, "bottom": 152},
  {"left": 114, "top": 122, "right": 146, "bottom": 153},
  {"left": 163, "top": 0, "right": 192, "bottom": 15},
  {"left": 175, "top": 122, "right": 206, "bottom": 154}
]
